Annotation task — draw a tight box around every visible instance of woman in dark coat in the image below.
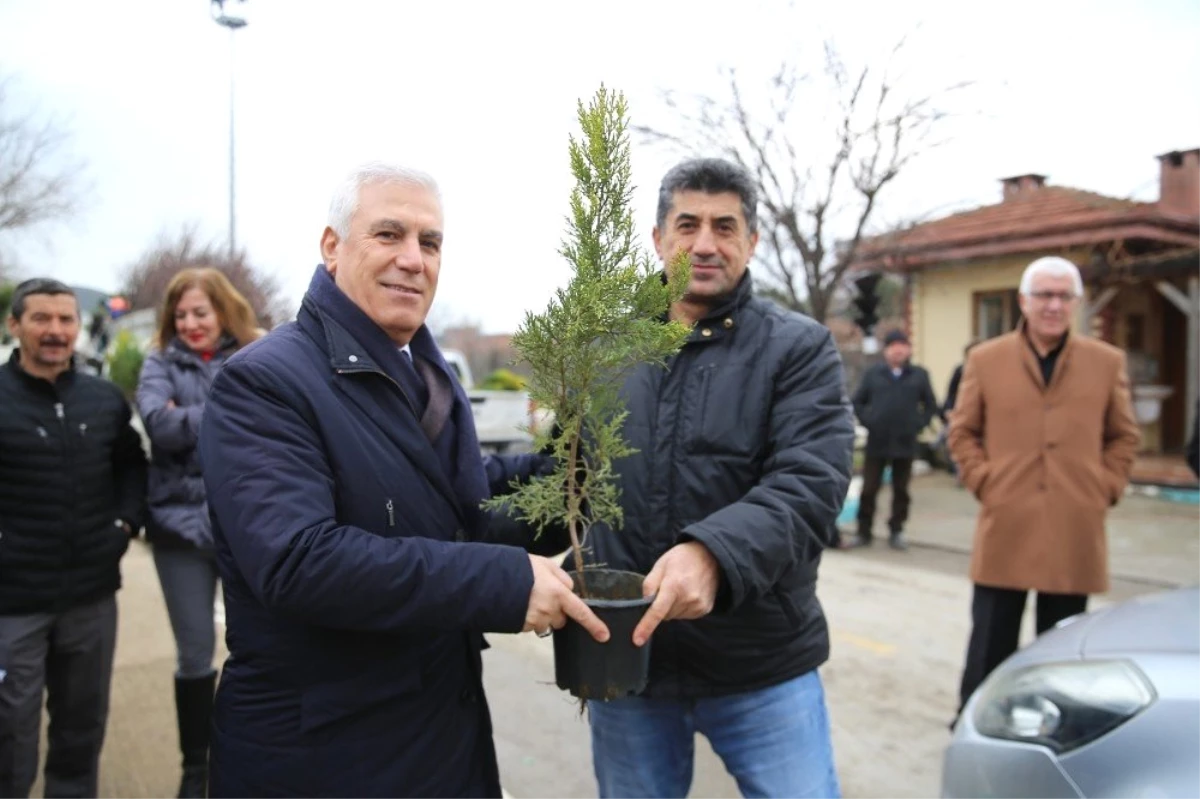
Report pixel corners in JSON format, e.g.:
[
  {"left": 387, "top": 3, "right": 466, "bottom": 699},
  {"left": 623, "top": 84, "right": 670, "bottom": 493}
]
[{"left": 135, "top": 268, "right": 261, "bottom": 798}]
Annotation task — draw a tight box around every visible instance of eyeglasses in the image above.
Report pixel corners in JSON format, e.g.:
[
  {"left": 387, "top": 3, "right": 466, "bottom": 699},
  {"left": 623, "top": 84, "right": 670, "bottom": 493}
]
[{"left": 1027, "top": 291, "right": 1077, "bottom": 304}]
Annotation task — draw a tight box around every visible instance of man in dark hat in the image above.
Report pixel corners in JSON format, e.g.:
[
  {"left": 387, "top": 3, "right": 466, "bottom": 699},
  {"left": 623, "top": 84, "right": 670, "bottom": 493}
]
[{"left": 845, "top": 329, "right": 938, "bottom": 550}]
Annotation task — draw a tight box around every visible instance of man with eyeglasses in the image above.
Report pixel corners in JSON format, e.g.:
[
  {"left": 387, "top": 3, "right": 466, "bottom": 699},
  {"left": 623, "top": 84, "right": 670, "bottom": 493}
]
[{"left": 947, "top": 255, "right": 1140, "bottom": 719}]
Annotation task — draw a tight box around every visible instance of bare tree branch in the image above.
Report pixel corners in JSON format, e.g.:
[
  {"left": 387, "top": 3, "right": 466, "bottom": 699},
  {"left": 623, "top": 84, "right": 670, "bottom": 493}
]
[
  {"left": 635, "top": 37, "right": 972, "bottom": 322},
  {"left": 0, "top": 74, "right": 85, "bottom": 277},
  {"left": 121, "top": 227, "right": 293, "bottom": 328}
]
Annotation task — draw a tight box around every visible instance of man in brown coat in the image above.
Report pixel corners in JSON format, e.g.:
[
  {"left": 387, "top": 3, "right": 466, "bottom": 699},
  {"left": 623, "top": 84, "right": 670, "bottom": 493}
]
[{"left": 948, "top": 255, "right": 1140, "bottom": 715}]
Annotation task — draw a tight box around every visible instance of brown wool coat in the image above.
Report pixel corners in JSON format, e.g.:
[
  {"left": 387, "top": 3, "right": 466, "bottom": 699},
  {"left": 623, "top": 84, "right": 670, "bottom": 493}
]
[{"left": 948, "top": 327, "right": 1140, "bottom": 595}]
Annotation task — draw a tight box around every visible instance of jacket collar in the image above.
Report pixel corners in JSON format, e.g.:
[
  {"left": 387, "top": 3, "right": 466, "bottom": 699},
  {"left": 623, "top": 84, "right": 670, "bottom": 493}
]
[
  {"left": 5, "top": 348, "right": 76, "bottom": 392},
  {"left": 297, "top": 265, "right": 416, "bottom": 378},
  {"left": 1012, "top": 319, "right": 1075, "bottom": 390},
  {"left": 296, "top": 266, "right": 457, "bottom": 395},
  {"left": 164, "top": 334, "right": 238, "bottom": 366},
  {"left": 295, "top": 265, "right": 478, "bottom": 518},
  {"left": 683, "top": 269, "right": 754, "bottom": 345}
]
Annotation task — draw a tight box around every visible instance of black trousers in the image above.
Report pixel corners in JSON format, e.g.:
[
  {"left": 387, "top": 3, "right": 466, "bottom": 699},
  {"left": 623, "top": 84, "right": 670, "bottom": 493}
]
[
  {"left": 856, "top": 456, "right": 913, "bottom": 537},
  {"left": 957, "top": 584, "right": 1088, "bottom": 711}
]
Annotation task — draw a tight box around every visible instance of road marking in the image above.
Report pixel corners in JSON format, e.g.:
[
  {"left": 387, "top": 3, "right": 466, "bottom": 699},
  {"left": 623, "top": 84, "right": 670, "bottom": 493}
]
[{"left": 832, "top": 629, "right": 896, "bottom": 656}]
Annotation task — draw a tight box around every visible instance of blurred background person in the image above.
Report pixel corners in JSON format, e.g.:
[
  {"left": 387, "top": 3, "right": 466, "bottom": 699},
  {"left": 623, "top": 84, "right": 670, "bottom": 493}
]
[
  {"left": 940, "top": 339, "right": 981, "bottom": 484},
  {"left": 845, "top": 329, "right": 938, "bottom": 550},
  {"left": 1187, "top": 401, "right": 1198, "bottom": 477},
  {"left": 135, "top": 268, "right": 261, "bottom": 799},
  {"left": 942, "top": 340, "right": 980, "bottom": 422}
]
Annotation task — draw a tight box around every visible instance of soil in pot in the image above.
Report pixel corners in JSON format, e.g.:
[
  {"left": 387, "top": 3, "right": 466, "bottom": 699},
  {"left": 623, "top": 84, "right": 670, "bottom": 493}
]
[{"left": 553, "top": 568, "right": 653, "bottom": 700}]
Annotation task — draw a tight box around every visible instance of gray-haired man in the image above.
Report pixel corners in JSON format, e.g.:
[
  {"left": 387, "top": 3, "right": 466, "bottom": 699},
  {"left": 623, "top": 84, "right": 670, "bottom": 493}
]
[{"left": 197, "top": 163, "right": 609, "bottom": 797}]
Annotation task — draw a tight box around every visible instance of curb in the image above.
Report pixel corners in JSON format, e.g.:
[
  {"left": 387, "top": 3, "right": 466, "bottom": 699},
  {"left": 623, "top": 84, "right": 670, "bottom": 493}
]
[{"left": 838, "top": 535, "right": 1189, "bottom": 591}]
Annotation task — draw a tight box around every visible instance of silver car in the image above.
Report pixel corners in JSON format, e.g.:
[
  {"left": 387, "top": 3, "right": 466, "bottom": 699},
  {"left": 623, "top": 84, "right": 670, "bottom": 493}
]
[{"left": 943, "top": 586, "right": 1200, "bottom": 798}]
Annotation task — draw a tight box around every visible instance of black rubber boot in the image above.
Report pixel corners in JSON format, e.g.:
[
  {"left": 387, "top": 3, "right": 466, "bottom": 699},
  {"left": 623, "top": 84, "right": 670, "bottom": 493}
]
[{"left": 175, "top": 672, "right": 216, "bottom": 798}]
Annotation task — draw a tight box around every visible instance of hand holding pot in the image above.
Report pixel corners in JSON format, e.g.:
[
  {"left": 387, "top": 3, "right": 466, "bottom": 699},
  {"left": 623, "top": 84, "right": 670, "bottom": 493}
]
[
  {"left": 632, "top": 541, "right": 720, "bottom": 646},
  {"left": 524, "top": 555, "right": 611, "bottom": 643}
]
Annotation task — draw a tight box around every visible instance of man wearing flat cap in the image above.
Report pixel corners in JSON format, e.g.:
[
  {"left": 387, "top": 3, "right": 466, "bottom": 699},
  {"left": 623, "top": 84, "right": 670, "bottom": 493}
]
[{"left": 846, "top": 329, "right": 938, "bottom": 550}]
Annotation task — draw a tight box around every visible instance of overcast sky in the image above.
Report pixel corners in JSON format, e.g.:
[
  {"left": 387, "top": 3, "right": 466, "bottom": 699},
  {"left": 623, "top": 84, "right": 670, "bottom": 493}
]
[{"left": 2, "top": 0, "right": 1197, "bottom": 332}]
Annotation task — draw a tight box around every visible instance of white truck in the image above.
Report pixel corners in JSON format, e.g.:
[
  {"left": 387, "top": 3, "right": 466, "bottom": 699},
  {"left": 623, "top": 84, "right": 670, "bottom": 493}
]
[{"left": 441, "top": 349, "right": 536, "bottom": 453}]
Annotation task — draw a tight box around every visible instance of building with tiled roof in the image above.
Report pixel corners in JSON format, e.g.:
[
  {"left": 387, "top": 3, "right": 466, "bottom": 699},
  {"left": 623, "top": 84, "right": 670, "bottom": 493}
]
[{"left": 849, "top": 149, "right": 1199, "bottom": 476}]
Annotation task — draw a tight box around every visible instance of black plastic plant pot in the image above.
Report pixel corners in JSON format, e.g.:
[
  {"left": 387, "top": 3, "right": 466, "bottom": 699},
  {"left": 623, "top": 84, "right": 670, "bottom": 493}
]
[{"left": 553, "top": 568, "right": 652, "bottom": 700}]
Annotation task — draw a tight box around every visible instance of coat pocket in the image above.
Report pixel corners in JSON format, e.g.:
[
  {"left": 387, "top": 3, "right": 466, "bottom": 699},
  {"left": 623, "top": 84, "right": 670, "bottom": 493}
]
[
  {"left": 682, "top": 363, "right": 760, "bottom": 457},
  {"left": 1087, "top": 463, "right": 1120, "bottom": 507},
  {"left": 299, "top": 660, "right": 423, "bottom": 737},
  {"left": 966, "top": 462, "right": 991, "bottom": 504}
]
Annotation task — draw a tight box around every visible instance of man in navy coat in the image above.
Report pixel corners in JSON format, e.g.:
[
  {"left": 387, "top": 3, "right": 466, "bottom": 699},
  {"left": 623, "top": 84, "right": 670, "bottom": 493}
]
[{"left": 198, "top": 162, "right": 608, "bottom": 797}]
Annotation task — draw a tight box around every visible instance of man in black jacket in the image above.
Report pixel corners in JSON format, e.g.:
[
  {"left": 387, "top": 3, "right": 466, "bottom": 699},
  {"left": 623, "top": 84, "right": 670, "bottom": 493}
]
[
  {"left": 0, "top": 278, "right": 147, "bottom": 798},
  {"left": 846, "top": 329, "right": 938, "bottom": 550},
  {"left": 581, "top": 158, "right": 854, "bottom": 799}
]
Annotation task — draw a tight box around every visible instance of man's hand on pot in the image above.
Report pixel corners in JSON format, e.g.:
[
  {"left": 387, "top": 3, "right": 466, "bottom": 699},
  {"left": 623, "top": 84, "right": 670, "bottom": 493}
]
[
  {"left": 523, "top": 555, "right": 610, "bottom": 643},
  {"left": 633, "top": 541, "right": 721, "bottom": 646}
]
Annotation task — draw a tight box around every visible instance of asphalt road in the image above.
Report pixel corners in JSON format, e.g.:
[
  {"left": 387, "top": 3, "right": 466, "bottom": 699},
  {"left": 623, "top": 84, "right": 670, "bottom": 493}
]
[{"left": 35, "top": 521, "right": 1184, "bottom": 799}]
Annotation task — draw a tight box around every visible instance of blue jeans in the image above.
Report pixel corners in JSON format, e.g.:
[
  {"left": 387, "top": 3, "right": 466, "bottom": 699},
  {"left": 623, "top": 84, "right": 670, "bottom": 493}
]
[{"left": 588, "top": 670, "right": 840, "bottom": 798}]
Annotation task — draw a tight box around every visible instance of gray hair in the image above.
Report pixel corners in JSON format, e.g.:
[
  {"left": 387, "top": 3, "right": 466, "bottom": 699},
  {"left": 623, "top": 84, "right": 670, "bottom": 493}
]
[
  {"left": 326, "top": 162, "right": 442, "bottom": 238},
  {"left": 1019, "top": 256, "right": 1083, "bottom": 297},
  {"left": 656, "top": 158, "right": 759, "bottom": 234},
  {"left": 10, "top": 277, "right": 77, "bottom": 320}
]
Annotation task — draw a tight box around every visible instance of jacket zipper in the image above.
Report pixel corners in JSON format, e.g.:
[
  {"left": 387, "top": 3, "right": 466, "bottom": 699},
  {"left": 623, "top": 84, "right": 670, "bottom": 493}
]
[
  {"left": 335, "top": 362, "right": 462, "bottom": 530},
  {"left": 53, "top": 403, "right": 68, "bottom": 452},
  {"left": 53, "top": 402, "right": 73, "bottom": 537},
  {"left": 665, "top": 354, "right": 689, "bottom": 540}
]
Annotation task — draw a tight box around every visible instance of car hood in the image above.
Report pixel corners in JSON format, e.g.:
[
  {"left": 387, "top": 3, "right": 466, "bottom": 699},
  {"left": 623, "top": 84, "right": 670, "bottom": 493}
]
[
  {"left": 1079, "top": 586, "right": 1200, "bottom": 657},
  {"left": 1009, "top": 586, "right": 1200, "bottom": 665}
]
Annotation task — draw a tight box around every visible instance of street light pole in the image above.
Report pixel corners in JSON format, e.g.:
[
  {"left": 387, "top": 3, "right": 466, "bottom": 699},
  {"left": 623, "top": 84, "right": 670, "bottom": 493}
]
[{"left": 211, "top": 0, "right": 247, "bottom": 261}]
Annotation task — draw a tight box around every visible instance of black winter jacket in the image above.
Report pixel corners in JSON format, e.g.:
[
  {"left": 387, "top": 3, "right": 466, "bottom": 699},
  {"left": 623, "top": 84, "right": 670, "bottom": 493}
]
[
  {"left": 583, "top": 273, "right": 854, "bottom": 698},
  {"left": 0, "top": 351, "right": 147, "bottom": 614},
  {"left": 853, "top": 361, "right": 938, "bottom": 460}
]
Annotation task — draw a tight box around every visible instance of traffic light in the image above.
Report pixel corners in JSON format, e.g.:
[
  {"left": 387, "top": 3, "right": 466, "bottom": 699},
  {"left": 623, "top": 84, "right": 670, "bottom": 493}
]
[{"left": 852, "top": 273, "right": 882, "bottom": 335}]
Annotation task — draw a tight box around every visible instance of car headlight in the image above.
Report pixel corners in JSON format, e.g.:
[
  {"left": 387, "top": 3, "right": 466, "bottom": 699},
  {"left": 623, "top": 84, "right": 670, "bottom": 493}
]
[{"left": 973, "top": 659, "right": 1155, "bottom": 753}]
